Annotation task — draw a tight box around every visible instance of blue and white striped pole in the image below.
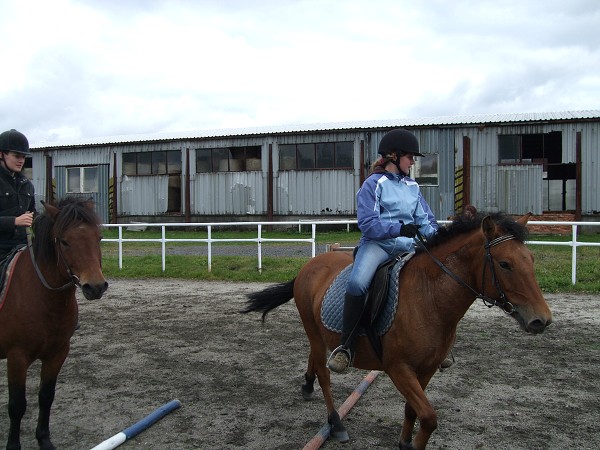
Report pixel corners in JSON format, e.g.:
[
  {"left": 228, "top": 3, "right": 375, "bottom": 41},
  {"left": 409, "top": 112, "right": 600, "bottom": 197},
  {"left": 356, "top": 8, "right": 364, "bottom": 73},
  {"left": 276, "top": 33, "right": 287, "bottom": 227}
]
[{"left": 90, "top": 399, "right": 181, "bottom": 450}]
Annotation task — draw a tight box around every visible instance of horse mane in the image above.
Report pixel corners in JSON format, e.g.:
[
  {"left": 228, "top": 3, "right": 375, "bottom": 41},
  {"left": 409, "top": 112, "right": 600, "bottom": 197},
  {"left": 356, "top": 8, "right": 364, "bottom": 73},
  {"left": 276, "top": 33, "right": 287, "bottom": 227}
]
[
  {"left": 419, "top": 210, "right": 529, "bottom": 252},
  {"left": 32, "top": 197, "right": 101, "bottom": 264}
]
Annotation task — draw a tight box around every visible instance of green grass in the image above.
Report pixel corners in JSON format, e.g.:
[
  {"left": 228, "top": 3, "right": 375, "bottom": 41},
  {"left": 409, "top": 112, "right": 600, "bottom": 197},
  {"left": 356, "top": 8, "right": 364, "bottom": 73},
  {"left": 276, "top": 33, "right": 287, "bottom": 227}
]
[{"left": 99, "top": 228, "right": 600, "bottom": 293}]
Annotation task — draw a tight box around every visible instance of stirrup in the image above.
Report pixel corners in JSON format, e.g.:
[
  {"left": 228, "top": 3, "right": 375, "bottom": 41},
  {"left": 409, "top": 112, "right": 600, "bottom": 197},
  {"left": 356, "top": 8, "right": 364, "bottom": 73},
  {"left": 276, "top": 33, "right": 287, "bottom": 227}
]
[{"left": 327, "top": 346, "right": 353, "bottom": 373}]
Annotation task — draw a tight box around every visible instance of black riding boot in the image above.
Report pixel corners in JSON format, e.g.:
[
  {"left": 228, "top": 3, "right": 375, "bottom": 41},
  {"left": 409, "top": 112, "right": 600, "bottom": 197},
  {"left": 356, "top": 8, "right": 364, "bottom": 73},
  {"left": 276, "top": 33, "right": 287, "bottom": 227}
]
[{"left": 327, "top": 293, "right": 366, "bottom": 373}]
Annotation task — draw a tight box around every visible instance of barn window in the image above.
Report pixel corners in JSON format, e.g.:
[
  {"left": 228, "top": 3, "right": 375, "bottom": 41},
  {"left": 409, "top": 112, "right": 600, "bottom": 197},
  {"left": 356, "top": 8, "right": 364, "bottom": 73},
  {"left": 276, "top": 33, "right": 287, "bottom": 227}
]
[
  {"left": 122, "top": 151, "right": 181, "bottom": 176},
  {"left": 412, "top": 154, "right": 439, "bottom": 186},
  {"left": 498, "top": 132, "right": 562, "bottom": 165},
  {"left": 279, "top": 141, "right": 354, "bottom": 170},
  {"left": 66, "top": 166, "right": 98, "bottom": 193},
  {"left": 498, "top": 132, "right": 574, "bottom": 211},
  {"left": 196, "top": 146, "right": 261, "bottom": 173}
]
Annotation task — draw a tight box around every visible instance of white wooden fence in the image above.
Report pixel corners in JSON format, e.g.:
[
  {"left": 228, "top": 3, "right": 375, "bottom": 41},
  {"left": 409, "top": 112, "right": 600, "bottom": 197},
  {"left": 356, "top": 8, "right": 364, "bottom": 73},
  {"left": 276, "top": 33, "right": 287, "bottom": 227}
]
[{"left": 101, "top": 220, "right": 600, "bottom": 285}]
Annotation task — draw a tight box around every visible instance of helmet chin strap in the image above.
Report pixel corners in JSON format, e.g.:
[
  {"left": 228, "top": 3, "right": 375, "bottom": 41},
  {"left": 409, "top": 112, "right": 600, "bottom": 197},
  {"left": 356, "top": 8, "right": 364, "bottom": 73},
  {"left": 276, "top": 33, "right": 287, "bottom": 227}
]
[{"left": 390, "top": 152, "right": 408, "bottom": 176}]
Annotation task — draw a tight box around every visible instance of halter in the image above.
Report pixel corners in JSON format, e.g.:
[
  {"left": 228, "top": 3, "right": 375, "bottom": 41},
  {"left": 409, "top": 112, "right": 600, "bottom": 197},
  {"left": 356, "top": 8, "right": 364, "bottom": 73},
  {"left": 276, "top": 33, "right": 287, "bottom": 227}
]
[
  {"left": 26, "top": 230, "right": 80, "bottom": 291},
  {"left": 416, "top": 231, "right": 516, "bottom": 314}
]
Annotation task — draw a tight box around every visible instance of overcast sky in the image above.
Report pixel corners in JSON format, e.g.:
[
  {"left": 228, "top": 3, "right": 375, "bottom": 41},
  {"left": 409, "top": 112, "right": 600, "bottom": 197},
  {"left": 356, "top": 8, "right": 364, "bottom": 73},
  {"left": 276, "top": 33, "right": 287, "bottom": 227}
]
[{"left": 1, "top": 0, "right": 599, "bottom": 146}]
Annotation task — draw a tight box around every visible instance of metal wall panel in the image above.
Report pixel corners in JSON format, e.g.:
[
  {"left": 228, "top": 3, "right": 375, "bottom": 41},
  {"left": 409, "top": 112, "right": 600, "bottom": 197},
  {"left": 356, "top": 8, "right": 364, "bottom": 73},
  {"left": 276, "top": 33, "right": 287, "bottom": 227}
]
[
  {"left": 276, "top": 170, "right": 357, "bottom": 215},
  {"left": 120, "top": 175, "right": 168, "bottom": 215},
  {"left": 192, "top": 172, "right": 265, "bottom": 215},
  {"left": 580, "top": 123, "right": 599, "bottom": 214},
  {"left": 51, "top": 147, "right": 113, "bottom": 166},
  {"left": 470, "top": 165, "right": 499, "bottom": 212},
  {"left": 498, "top": 165, "right": 543, "bottom": 214}
]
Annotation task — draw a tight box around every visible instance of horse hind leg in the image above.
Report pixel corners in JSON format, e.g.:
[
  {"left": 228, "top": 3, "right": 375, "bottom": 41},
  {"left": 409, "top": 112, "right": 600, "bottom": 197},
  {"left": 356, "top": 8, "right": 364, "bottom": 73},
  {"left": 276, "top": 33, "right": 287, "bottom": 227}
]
[{"left": 301, "top": 339, "right": 349, "bottom": 442}]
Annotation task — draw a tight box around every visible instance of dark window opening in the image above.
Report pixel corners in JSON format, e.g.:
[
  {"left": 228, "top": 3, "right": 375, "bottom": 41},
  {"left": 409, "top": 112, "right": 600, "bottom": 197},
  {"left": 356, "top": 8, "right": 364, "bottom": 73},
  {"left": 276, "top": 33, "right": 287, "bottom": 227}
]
[
  {"left": 196, "top": 146, "right": 262, "bottom": 173},
  {"left": 122, "top": 151, "right": 182, "bottom": 176},
  {"left": 279, "top": 141, "right": 354, "bottom": 170}
]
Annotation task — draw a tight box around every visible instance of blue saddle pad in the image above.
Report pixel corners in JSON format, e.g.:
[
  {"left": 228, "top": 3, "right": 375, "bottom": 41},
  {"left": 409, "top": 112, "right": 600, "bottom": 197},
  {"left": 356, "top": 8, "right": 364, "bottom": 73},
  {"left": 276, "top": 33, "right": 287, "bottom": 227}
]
[{"left": 321, "top": 252, "right": 414, "bottom": 336}]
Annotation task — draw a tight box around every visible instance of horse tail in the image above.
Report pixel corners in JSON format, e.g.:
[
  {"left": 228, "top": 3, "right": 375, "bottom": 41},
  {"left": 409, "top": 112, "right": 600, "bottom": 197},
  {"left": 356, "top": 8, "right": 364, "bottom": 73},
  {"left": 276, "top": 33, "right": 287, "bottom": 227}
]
[{"left": 241, "top": 278, "right": 296, "bottom": 322}]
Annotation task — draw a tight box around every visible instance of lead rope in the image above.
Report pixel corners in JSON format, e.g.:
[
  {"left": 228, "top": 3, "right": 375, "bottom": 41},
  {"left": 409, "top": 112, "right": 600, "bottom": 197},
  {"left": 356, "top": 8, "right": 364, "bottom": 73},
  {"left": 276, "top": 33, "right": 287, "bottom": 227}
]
[{"left": 27, "top": 230, "right": 76, "bottom": 291}]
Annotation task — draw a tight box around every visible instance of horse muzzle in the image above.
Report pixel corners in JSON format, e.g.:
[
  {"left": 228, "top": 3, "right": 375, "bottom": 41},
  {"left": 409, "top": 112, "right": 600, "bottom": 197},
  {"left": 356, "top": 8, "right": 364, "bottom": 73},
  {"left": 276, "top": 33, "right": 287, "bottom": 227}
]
[
  {"left": 81, "top": 280, "right": 109, "bottom": 300},
  {"left": 513, "top": 310, "right": 553, "bottom": 334}
]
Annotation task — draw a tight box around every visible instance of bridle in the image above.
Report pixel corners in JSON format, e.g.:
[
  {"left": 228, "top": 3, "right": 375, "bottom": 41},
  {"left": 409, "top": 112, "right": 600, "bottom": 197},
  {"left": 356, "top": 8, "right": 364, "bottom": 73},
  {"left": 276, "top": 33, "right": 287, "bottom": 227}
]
[
  {"left": 416, "top": 231, "right": 516, "bottom": 314},
  {"left": 27, "top": 230, "right": 80, "bottom": 291}
]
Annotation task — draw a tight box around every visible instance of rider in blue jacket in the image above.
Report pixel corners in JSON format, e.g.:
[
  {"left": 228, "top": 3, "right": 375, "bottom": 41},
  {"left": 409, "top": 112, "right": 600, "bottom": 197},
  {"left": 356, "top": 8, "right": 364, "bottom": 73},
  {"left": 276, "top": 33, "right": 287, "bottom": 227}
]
[{"left": 327, "top": 129, "right": 439, "bottom": 373}]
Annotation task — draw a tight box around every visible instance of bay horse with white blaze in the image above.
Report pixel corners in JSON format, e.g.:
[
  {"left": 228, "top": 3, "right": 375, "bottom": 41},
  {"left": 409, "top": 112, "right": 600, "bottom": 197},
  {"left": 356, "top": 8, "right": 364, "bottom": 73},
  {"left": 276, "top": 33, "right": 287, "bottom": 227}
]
[
  {"left": 243, "top": 207, "right": 552, "bottom": 449},
  {"left": 0, "top": 197, "right": 108, "bottom": 450}
]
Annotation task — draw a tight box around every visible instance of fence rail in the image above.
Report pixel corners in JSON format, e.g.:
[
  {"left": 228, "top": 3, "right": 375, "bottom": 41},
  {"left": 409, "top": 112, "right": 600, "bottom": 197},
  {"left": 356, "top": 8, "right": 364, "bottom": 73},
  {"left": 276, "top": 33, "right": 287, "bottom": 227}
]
[{"left": 101, "top": 220, "right": 600, "bottom": 285}]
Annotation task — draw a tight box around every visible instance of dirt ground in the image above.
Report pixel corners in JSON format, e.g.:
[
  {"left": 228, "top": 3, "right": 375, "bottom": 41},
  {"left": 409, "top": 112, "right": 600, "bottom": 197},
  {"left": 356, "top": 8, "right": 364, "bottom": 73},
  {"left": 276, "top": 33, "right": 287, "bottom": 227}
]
[{"left": 1, "top": 279, "right": 599, "bottom": 450}]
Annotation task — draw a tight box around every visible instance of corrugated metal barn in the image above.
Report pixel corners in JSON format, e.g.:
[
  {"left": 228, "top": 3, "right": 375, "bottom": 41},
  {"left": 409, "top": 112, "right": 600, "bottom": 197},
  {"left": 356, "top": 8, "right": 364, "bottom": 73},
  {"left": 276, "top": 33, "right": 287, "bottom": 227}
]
[{"left": 30, "top": 110, "right": 600, "bottom": 225}]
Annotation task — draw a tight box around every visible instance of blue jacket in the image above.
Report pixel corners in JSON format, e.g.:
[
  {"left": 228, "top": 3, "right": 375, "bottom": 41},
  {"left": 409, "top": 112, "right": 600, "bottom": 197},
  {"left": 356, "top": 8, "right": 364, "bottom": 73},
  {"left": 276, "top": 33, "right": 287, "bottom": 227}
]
[{"left": 357, "top": 171, "right": 438, "bottom": 254}]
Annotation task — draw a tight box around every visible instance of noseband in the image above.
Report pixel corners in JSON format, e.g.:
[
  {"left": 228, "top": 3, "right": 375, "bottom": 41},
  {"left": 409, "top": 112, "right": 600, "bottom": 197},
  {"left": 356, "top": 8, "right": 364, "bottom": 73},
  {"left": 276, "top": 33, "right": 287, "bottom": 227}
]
[
  {"left": 416, "top": 232, "right": 516, "bottom": 314},
  {"left": 27, "top": 231, "right": 80, "bottom": 291}
]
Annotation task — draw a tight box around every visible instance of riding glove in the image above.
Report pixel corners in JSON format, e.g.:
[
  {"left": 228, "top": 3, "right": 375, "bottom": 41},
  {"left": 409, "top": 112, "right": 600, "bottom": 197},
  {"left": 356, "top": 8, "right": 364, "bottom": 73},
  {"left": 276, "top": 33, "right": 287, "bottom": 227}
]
[{"left": 399, "top": 223, "right": 419, "bottom": 238}]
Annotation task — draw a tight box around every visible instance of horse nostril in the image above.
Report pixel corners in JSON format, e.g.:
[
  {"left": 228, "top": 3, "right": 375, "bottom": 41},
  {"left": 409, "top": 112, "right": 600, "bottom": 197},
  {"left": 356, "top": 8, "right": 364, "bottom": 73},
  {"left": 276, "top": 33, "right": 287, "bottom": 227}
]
[{"left": 527, "top": 319, "right": 547, "bottom": 334}]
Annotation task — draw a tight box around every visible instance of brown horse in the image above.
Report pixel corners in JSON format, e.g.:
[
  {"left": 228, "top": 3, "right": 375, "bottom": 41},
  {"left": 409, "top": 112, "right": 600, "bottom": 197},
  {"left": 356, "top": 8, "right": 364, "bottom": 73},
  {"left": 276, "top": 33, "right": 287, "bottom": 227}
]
[
  {"left": 243, "top": 207, "right": 552, "bottom": 449},
  {"left": 0, "top": 197, "right": 108, "bottom": 450}
]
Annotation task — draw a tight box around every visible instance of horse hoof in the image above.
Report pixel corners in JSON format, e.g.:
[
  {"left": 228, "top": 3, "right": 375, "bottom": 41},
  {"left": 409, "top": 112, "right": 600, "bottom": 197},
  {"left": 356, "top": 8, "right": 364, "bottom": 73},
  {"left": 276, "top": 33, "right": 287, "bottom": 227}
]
[
  {"left": 331, "top": 428, "right": 349, "bottom": 443},
  {"left": 301, "top": 388, "right": 314, "bottom": 400}
]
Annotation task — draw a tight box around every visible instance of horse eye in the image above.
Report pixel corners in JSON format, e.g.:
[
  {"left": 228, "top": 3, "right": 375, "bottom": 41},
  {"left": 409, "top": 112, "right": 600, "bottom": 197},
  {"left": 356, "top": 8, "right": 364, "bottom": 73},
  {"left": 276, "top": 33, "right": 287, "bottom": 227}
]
[
  {"left": 60, "top": 239, "right": 69, "bottom": 247},
  {"left": 499, "top": 261, "right": 511, "bottom": 270}
]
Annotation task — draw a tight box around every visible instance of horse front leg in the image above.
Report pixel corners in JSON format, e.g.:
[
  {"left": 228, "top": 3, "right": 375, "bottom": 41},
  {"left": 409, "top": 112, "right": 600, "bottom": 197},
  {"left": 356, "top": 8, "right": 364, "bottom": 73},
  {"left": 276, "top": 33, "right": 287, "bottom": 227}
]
[
  {"left": 35, "top": 353, "right": 68, "bottom": 450},
  {"left": 388, "top": 368, "right": 437, "bottom": 450},
  {"left": 400, "top": 402, "right": 417, "bottom": 447},
  {"left": 6, "top": 356, "right": 29, "bottom": 450}
]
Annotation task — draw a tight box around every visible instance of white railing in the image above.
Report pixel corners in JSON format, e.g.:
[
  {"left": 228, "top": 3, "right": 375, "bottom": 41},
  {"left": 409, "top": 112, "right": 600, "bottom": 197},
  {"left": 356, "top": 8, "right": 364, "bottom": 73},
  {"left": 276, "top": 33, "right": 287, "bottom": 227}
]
[{"left": 101, "top": 220, "right": 600, "bottom": 285}]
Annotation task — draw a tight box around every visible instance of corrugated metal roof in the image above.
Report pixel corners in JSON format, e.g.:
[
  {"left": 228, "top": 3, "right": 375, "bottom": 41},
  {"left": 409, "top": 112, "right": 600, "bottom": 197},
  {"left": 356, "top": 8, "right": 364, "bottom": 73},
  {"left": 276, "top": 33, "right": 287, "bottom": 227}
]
[{"left": 33, "top": 109, "right": 600, "bottom": 149}]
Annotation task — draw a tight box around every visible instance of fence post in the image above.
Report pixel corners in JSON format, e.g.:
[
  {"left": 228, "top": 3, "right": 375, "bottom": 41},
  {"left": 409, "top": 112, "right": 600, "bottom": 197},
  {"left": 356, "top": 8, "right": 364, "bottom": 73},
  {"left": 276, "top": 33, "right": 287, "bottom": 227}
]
[{"left": 572, "top": 224, "right": 578, "bottom": 285}]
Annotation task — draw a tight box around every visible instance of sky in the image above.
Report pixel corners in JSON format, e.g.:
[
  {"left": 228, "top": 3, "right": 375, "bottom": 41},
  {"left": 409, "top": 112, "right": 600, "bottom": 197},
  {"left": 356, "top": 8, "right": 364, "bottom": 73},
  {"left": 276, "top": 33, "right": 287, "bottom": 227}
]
[{"left": 1, "top": 0, "right": 599, "bottom": 146}]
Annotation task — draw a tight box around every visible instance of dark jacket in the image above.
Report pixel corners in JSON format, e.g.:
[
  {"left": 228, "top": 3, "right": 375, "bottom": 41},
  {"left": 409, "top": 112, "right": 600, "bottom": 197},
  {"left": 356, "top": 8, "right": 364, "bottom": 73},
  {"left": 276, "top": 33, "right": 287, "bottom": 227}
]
[{"left": 0, "top": 165, "right": 36, "bottom": 258}]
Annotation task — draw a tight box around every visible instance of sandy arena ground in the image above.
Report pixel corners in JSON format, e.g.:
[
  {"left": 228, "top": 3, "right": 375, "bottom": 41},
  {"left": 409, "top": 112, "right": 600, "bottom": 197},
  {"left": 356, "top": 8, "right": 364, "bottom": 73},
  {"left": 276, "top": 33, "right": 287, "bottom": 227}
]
[{"left": 1, "top": 279, "right": 599, "bottom": 449}]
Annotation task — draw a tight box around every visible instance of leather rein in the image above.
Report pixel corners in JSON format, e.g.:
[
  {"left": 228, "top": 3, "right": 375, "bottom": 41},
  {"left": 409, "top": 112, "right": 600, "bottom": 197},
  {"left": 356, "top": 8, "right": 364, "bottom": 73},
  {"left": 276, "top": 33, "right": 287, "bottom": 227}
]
[
  {"left": 416, "top": 231, "right": 516, "bottom": 314},
  {"left": 26, "top": 231, "right": 80, "bottom": 291}
]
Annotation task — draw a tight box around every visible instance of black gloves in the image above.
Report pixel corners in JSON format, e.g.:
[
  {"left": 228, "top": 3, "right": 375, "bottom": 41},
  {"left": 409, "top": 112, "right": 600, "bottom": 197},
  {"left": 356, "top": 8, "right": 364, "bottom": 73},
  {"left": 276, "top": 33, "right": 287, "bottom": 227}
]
[{"left": 399, "top": 223, "right": 419, "bottom": 238}]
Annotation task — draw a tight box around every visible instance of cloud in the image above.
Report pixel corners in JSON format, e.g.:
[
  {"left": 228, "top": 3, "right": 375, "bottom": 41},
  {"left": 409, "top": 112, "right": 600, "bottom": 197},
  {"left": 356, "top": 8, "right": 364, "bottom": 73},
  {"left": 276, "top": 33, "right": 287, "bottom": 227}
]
[{"left": 1, "top": 0, "right": 599, "bottom": 145}]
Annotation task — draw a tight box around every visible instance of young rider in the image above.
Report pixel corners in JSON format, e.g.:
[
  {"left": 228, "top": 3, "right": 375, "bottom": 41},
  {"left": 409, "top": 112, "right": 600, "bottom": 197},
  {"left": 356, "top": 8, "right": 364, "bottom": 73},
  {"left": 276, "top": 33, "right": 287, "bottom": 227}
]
[{"left": 327, "top": 129, "right": 439, "bottom": 373}]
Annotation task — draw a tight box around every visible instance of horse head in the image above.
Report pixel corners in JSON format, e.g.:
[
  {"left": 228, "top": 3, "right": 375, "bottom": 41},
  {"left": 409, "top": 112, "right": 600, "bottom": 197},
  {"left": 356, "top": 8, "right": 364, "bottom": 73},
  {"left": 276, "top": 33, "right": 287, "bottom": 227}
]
[
  {"left": 39, "top": 198, "right": 108, "bottom": 300},
  {"left": 479, "top": 210, "right": 552, "bottom": 334}
]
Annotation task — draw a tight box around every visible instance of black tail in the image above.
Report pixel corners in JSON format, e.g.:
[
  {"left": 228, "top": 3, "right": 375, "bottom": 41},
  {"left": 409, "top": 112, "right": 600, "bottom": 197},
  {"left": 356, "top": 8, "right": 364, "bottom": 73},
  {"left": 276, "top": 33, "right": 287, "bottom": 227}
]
[{"left": 241, "top": 278, "right": 296, "bottom": 322}]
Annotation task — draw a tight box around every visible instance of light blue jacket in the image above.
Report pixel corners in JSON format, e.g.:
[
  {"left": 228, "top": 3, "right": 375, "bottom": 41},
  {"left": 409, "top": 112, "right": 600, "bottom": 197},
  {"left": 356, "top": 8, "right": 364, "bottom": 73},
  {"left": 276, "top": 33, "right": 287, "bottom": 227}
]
[{"left": 357, "top": 171, "right": 438, "bottom": 254}]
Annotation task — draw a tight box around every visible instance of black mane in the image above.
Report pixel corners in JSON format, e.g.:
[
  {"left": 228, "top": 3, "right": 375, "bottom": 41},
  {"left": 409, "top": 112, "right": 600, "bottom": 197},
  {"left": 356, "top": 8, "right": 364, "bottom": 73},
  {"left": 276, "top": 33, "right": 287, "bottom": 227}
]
[
  {"left": 32, "top": 197, "right": 101, "bottom": 264},
  {"left": 419, "top": 211, "right": 529, "bottom": 251}
]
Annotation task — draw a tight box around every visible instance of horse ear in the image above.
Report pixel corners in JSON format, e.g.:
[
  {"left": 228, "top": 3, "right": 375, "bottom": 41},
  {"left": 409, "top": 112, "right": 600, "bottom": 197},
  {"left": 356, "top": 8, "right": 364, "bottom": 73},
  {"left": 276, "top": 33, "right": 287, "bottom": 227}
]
[
  {"left": 42, "top": 200, "right": 60, "bottom": 220},
  {"left": 517, "top": 212, "right": 532, "bottom": 225},
  {"left": 481, "top": 215, "right": 497, "bottom": 240}
]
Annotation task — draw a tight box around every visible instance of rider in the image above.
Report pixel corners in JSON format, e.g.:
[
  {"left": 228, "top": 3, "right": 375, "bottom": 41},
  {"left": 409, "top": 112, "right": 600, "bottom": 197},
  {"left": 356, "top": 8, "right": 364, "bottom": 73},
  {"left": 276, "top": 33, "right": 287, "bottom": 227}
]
[
  {"left": 327, "top": 129, "right": 439, "bottom": 373},
  {"left": 0, "top": 129, "right": 36, "bottom": 262}
]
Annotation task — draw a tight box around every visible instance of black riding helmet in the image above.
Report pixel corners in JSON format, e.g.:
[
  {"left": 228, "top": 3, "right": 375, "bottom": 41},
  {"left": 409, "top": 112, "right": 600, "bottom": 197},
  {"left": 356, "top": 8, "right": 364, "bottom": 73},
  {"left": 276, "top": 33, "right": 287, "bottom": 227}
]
[
  {"left": 377, "top": 129, "right": 424, "bottom": 157},
  {"left": 0, "top": 129, "right": 31, "bottom": 156}
]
